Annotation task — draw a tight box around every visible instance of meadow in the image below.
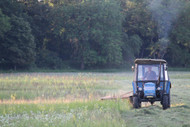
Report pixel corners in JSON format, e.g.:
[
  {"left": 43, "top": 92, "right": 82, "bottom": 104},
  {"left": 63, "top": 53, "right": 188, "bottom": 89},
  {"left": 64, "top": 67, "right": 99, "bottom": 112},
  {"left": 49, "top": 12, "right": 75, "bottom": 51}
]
[{"left": 0, "top": 72, "right": 190, "bottom": 127}]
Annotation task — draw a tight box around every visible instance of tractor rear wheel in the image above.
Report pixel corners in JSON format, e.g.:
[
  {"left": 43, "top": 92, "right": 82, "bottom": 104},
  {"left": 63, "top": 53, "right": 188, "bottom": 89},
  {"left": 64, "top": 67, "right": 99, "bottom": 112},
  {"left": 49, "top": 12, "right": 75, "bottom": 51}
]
[
  {"left": 139, "top": 101, "right": 141, "bottom": 108},
  {"left": 133, "top": 96, "right": 140, "bottom": 108},
  {"left": 162, "top": 95, "right": 169, "bottom": 110},
  {"left": 129, "top": 96, "right": 133, "bottom": 104}
]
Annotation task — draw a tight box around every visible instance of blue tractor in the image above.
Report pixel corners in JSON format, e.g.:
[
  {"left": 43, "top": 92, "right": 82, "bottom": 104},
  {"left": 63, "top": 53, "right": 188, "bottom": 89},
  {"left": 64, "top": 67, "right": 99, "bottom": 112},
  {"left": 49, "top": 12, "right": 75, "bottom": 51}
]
[{"left": 132, "top": 59, "right": 171, "bottom": 110}]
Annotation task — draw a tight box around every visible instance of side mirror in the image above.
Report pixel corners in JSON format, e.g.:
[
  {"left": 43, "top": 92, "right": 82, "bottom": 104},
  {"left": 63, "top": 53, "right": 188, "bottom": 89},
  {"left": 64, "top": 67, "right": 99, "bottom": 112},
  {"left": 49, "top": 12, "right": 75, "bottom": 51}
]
[
  {"left": 164, "top": 66, "right": 168, "bottom": 70},
  {"left": 131, "top": 66, "right": 134, "bottom": 71}
]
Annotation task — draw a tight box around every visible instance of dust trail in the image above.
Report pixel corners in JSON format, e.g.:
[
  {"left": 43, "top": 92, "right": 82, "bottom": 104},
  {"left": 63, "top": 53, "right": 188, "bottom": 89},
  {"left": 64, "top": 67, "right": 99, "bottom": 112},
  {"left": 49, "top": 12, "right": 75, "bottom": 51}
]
[{"left": 148, "top": 0, "right": 183, "bottom": 58}]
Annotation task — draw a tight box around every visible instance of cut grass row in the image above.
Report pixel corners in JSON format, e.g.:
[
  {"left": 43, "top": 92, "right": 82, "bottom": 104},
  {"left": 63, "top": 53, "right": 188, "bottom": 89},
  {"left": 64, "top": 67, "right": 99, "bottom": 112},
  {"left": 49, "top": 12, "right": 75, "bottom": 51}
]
[{"left": 0, "top": 73, "right": 132, "bottom": 100}]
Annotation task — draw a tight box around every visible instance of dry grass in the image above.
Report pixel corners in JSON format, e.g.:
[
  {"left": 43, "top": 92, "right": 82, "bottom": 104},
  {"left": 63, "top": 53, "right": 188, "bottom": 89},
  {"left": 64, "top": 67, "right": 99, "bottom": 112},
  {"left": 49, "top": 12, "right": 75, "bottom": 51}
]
[{"left": 0, "top": 99, "right": 90, "bottom": 104}]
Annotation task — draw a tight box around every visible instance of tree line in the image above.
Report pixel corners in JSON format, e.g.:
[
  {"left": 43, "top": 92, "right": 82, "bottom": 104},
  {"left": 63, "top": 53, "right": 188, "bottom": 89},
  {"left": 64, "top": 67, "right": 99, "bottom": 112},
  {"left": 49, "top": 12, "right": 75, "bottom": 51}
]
[{"left": 0, "top": 0, "right": 190, "bottom": 70}]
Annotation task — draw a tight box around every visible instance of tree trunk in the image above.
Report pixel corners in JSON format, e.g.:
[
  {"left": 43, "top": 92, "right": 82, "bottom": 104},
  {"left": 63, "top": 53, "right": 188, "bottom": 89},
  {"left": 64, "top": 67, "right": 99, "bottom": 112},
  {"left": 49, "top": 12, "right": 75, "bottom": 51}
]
[
  {"left": 14, "top": 65, "right": 17, "bottom": 71},
  {"left": 81, "top": 61, "right": 85, "bottom": 70}
]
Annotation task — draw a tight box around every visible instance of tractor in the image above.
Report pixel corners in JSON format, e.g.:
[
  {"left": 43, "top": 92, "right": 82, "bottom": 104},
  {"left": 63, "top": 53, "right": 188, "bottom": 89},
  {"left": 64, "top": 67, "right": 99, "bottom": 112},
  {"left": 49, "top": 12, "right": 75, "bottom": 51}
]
[{"left": 132, "top": 59, "right": 171, "bottom": 109}]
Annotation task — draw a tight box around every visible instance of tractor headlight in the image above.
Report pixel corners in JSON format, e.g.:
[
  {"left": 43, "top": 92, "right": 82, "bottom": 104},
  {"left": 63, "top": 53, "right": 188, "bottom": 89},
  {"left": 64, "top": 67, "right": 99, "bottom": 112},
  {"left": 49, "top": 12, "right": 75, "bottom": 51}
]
[
  {"left": 139, "top": 87, "right": 142, "bottom": 91},
  {"left": 157, "top": 87, "right": 161, "bottom": 90}
]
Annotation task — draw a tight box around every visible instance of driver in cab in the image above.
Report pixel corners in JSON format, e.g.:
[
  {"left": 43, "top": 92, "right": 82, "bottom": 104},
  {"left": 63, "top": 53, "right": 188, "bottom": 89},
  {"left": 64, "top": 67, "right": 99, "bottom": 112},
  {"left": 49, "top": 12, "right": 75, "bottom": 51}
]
[{"left": 144, "top": 66, "right": 157, "bottom": 80}]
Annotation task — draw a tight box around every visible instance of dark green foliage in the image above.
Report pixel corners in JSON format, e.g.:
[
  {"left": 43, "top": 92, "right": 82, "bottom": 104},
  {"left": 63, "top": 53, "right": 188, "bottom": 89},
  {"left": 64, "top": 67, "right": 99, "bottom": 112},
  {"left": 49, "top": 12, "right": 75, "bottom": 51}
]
[
  {"left": 51, "top": 0, "right": 124, "bottom": 69},
  {"left": 0, "top": 0, "right": 36, "bottom": 69},
  {"left": 36, "top": 49, "right": 64, "bottom": 69},
  {"left": 0, "top": 9, "right": 11, "bottom": 38},
  {"left": 0, "top": 15, "right": 36, "bottom": 69},
  {"left": 24, "top": 1, "right": 52, "bottom": 50},
  {"left": 122, "top": 0, "right": 157, "bottom": 58},
  {"left": 122, "top": 34, "right": 142, "bottom": 61},
  {"left": 168, "top": 2, "right": 190, "bottom": 67},
  {"left": 0, "top": 0, "right": 190, "bottom": 70},
  {"left": 166, "top": 44, "right": 190, "bottom": 67}
]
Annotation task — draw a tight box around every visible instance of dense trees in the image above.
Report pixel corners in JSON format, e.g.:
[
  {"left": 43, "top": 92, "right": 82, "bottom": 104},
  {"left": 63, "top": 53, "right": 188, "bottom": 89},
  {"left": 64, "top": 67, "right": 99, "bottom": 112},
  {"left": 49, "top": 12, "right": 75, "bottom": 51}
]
[
  {"left": 61, "top": 0, "right": 124, "bottom": 69},
  {"left": 0, "top": 0, "right": 36, "bottom": 69},
  {"left": 0, "top": 0, "right": 190, "bottom": 70},
  {"left": 168, "top": 2, "right": 190, "bottom": 67},
  {"left": 0, "top": 9, "right": 11, "bottom": 38},
  {"left": 2, "top": 15, "right": 35, "bottom": 69}
]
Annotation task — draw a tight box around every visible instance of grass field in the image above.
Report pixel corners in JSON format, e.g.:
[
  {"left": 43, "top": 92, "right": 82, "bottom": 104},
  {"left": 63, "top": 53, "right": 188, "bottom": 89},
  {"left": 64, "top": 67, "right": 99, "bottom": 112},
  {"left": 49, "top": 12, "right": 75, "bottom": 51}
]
[{"left": 0, "top": 72, "right": 190, "bottom": 127}]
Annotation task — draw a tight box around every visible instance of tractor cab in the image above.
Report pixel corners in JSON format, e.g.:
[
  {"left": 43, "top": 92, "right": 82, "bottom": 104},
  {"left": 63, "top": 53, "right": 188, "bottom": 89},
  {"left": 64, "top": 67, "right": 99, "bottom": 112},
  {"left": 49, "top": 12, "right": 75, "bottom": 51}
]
[{"left": 132, "top": 59, "right": 171, "bottom": 109}]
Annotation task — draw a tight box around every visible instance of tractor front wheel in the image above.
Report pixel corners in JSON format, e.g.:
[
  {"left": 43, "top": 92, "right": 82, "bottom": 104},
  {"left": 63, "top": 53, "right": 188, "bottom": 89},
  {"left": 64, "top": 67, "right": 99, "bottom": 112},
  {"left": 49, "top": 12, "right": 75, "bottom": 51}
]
[
  {"left": 162, "top": 95, "right": 169, "bottom": 110},
  {"left": 168, "top": 91, "right": 171, "bottom": 108},
  {"left": 133, "top": 96, "right": 140, "bottom": 108}
]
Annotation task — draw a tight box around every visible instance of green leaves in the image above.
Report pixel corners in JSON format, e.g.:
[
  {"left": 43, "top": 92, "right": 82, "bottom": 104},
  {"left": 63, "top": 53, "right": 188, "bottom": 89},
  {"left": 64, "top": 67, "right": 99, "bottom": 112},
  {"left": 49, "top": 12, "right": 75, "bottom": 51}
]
[
  {"left": 167, "top": 1, "right": 190, "bottom": 67},
  {"left": 9, "top": 16, "right": 35, "bottom": 65},
  {"left": 0, "top": 9, "right": 11, "bottom": 38},
  {"left": 0, "top": 14, "right": 36, "bottom": 69},
  {"left": 51, "top": 0, "right": 124, "bottom": 69},
  {"left": 1, "top": 0, "right": 190, "bottom": 69}
]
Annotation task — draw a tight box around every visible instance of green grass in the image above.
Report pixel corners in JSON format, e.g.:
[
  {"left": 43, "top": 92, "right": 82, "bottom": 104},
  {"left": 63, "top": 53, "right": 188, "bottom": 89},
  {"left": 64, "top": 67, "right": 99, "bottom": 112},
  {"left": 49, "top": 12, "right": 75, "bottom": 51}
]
[
  {"left": 0, "top": 100, "right": 129, "bottom": 127},
  {"left": 1, "top": 66, "right": 190, "bottom": 73},
  {"left": 0, "top": 67, "right": 132, "bottom": 73},
  {"left": 0, "top": 72, "right": 132, "bottom": 100},
  {"left": 169, "top": 67, "right": 190, "bottom": 71},
  {"left": 0, "top": 72, "right": 190, "bottom": 127}
]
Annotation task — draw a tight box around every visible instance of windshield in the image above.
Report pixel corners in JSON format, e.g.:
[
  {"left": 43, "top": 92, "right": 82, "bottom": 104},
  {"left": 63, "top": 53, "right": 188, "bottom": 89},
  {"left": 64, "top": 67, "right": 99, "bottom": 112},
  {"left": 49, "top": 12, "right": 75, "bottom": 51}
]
[{"left": 137, "top": 64, "right": 163, "bottom": 81}]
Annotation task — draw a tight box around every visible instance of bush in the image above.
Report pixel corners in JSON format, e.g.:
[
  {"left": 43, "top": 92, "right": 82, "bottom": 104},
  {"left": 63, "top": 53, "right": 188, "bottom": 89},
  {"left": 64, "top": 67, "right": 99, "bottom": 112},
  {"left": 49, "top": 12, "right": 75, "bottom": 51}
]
[{"left": 36, "top": 49, "right": 64, "bottom": 69}]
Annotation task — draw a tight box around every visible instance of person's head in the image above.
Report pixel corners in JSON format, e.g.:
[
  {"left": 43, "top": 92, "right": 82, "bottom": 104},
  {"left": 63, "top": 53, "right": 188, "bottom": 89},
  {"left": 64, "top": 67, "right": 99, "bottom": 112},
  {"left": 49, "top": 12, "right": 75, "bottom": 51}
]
[{"left": 148, "top": 66, "right": 152, "bottom": 72}]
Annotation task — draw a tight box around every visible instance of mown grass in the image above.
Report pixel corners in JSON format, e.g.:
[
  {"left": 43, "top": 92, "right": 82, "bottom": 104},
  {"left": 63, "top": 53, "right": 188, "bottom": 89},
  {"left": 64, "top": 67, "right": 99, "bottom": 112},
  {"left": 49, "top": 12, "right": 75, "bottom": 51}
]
[
  {"left": 0, "top": 73, "right": 132, "bottom": 100},
  {"left": 0, "top": 72, "right": 190, "bottom": 127}
]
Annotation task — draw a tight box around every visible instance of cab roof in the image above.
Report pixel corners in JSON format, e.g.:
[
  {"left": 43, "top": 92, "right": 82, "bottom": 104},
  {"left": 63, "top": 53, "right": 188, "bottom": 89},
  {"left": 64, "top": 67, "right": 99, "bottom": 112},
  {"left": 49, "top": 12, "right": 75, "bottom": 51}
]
[{"left": 134, "top": 59, "right": 167, "bottom": 64}]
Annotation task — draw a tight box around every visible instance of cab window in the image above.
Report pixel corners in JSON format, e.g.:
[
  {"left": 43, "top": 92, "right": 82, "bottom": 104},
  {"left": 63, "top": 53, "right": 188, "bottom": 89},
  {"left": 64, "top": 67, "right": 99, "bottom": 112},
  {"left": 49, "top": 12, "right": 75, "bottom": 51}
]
[{"left": 137, "top": 64, "right": 164, "bottom": 81}]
